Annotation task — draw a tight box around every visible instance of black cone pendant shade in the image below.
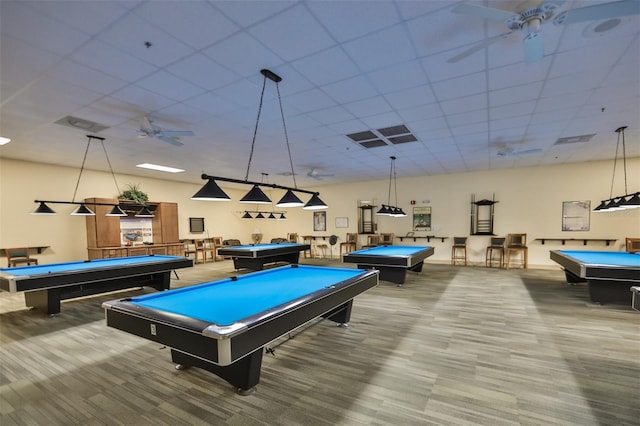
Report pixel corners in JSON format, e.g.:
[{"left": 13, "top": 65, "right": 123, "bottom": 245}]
[
  {"left": 276, "top": 189, "right": 304, "bottom": 207},
  {"left": 135, "top": 206, "right": 155, "bottom": 217},
  {"left": 70, "top": 203, "right": 95, "bottom": 216},
  {"left": 31, "top": 201, "right": 56, "bottom": 215},
  {"left": 302, "top": 193, "right": 328, "bottom": 210},
  {"left": 106, "top": 205, "right": 128, "bottom": 217},
  {"left": 240, "top": 185, "right": 271, "bottom": 204},
  {"left": 192, "top": 179, "right": 231, "bottom": 201}
]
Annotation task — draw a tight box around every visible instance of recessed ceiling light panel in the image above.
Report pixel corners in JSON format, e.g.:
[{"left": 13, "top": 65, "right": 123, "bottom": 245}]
[{"left": 136, "top": 163, "right": 185, "bottom": 173}]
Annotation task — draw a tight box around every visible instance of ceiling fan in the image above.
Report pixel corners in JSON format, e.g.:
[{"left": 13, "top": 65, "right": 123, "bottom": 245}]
[
  {"left": 306, "top": 168, "right": 335, "bottom": 180},
  {"left": 137, "top": 115, "right": 194, "bottom": 147},
  {"left": 449, "top": 0, "right": 640, "bottom": 64}
]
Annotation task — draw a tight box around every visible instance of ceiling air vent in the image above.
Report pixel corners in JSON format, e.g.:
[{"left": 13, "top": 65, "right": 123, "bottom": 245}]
[
  {"left": 54, "top": 115, "right": 109, "bottom": 133},
  {"left": 554, "top": 134, "right": 596, "bottom": 145},
  {"left": 346, "top": 124, "right": 418, "bottom": 149}
]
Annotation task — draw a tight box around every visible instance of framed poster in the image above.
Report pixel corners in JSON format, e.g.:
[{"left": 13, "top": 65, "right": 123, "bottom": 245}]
[
  {"left": 413, "top": 207, "right": 431, "bottom": 231},
  {"left": 313, "top": 211, "right": 326, "bottom": 231},
  {"left": 562, "top": 201, "right": 590, "bottom": 231},
  {"left": 335, "top": 217, "right": 349, "bottom": 228}
]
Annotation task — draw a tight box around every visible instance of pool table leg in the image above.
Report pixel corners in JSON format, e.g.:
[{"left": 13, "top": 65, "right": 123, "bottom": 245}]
[
  {"left": 24, "top": 289, "right": 61, "bottom": 315},
  {"left": 359, "top": 265, "right": 407, "bottom": 285},
  {"left": 171, "top": 348, "right": 263, "bottom": 396},
  {"left": 321, "top": 300, "right": 353, "bottom": 325}
]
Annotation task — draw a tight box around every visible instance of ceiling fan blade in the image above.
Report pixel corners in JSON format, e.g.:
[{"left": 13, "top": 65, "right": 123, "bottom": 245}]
[
  {"left": 158, "top": 130, "right": 194, "bottom": 137},
  {"left": 452, "top": 3, "right": 515, "bottom": 22},
  {"left": 141, "top": 115, "right": 153, "bottom": 131},
  {"left": 447, "top": 31, "right": 512, "bottom": 63},
  {"left": 157, "top": 136, "right": 184, "bottom": 147},
  {"left": 523, "top": 32, "right": 544, "bottom": 63},
  {"left": 554, "top": 0, "right": 640, "bottom": 25}
]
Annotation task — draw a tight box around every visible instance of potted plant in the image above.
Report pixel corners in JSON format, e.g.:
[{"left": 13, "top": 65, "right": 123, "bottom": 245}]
[{"left": 119, "top": 184, "right": 149, "bottom": 204}]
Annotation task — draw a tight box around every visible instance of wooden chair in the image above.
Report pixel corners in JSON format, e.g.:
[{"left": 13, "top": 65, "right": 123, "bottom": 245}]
[
  {"left": 505, "top": 233, "right": 528, "bottom": 269},
  {"left": 363, "top": 234, "right": 379, "bottom": 249},
  {"left": 451, "top": 237, "right": 467, "bottom": 266},
  {"left": 316, "top": 238, "right": 329, "bottom": 258},
  {"left": 212, "top": 236, "right": 224, "bottom": 260},
  {"left": 302, "top": 235, "right": 313, "bottom": 258},
  {"left": 5, "top": 248, "right": 38, "bottom": 268},
  {"left": 380, "top": 233, "right": 394, "bottom": 245},
  {"left": 287, "top": 233, "right": 298, "bottom": 243},
  {"left": 340, "top": 233, "right": 358, "bottom": 256},
  {"left": 626, "top": 237, "right": 640, "bottom": 253},
  {"left": 182, "top": 239, "right": 199, "bottom": 262},
  {"left": 485, "top": 237, "right": 505, "bottom": 268},
  {"left": 200, "top": 238, "right": 217, "bottom": 263}
]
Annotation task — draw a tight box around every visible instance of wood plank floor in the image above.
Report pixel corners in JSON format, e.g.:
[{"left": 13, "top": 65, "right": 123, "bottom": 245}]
[{"left": 1, "top": 258, "right": 638, "bottom": 425}]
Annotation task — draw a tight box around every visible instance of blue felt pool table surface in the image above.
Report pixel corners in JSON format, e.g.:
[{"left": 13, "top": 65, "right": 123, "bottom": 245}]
[
  {"left": 220, "top": 243, "right": 301, "bottom": 252},
  {"left": 554, "top": 250, "right": 640, "bottom": 267},
  {"left": 0, "top": 255, "right": 184, "bottom": 278},
  {"left": 348, "top": 245, "right": 428, "bottom": 256},
  {"left": 127, "top": 265, "right": 369, "bottom": 326}
]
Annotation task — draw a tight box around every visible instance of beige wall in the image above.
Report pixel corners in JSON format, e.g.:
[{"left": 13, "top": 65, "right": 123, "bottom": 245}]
[{"left": 1, "top": 157, "right": 638, "bottom": 267}]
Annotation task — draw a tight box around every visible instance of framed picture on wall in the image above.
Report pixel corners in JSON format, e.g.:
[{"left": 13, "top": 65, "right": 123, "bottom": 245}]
[
  {"left": 413, "top": 207, "right": 431, "bottom": 231},
  {"left": 335, "top": 217, "right": 348, "bottom": 228},
  {"left": 562, "top": 201, "right": 590, "bottom": 231},
  {"left": 313, "top": 211, "right": 326, "bottom": 231},
  {"left": 189, "top": 217, "right": 205, "bottom": 233}
]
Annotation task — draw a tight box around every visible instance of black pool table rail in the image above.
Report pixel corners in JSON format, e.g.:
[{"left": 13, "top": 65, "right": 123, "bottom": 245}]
[{"left": 102, "top": 266, "right": 379, "bottom": 394}]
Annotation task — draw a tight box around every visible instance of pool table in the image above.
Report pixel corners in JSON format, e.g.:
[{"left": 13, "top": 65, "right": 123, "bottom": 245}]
[
  {"left": 342, "top": 245, "right": 435, "bottom": 285},
  {"left": 549, "top": 250, "right": 640, "bottom": 304},
  {"left": 0, "top": 255, "right": 193, "bottom": 314},
  {"left": 217, "top": 242, "right": 311, "bottom": 271},
  {"left": 102, "top": 264, "right": 378, "bottom": 395}
]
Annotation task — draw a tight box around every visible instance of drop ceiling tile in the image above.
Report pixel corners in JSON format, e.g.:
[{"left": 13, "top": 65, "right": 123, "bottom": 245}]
[
  {"left": 431, "top": 72, "right": 487, "bottom": 101},
  {"left": 489, "top": 81, "right": 544, "bottom": 107},
  {"left": 321, "top": 76, "right": 379, "bottom": 104},
  {"left": 48, "top": 59, "right": 127, "bottom": 95},
  {"left": 135, "top": 1, "right": 239, "bottom": 50},
  {"left": 440, "top": 94, "right": 486, "bottom": 116},
  {"left": 201, "top": 32, "right": 282, "bottom": 78},
  {"left": 490, "top": 100, "right": 536, "bottom": 120},
  {"left": 367, "top": 62, "right": 428, "bottom": 94},
  {"left": 488, "top": 60, "right": 549, "bottom": 91},
  {"left": 360, "top": 111, "right": 403, "bottom": 129},
  {"left": 342, "top": 25, "right": 416, "bottom": 73},
  {"left": 384, "top": 85, "right": 437, "bottom": 110},
  {"left": 166, "top": 53, "right": 241, "bottom": 91},
  {"left": 97, "top": 13, "right": 195, "bottom": 68},
  {"left": 285, "top": 88, "right": 336, "bottom": 113},
  {"left": 536, "top": 92, "right": 591, "bottom": 113},
  {"left": 27, "top": 0, "right": 130, "bottom": 35},
  {"left": 290, "top": 46, "right": 360, "bottom": 86},
  {"left": 248, "top": 4, "right": 335, "bottom": 62},
  {"left": 70, "top": 39, "right": 157, "bottom": 82},
  {"left": 307, "top": 106, "right": 355, "bottom": 125},
  {"left": 136, "top": 70, "right": 207, "bottom": 102},
  {"left": 542, "top": 69, "right": 610, "bottom": 97},
  {"left": 397, "top": 103, "right": 443, "bottom": 122},
  {"left": 343, "top": 96, "right": 391, "bottom": 118},
  {"left": 109, "top": 84, "right": 175, "bottom": 112},
  {"left": 0, "top": 35, "right": 62, "bottom": 94},
  {"left": 307, "top": 0, "right": 400, "bottom": 43},
  {"left": 1, "top": 2, "right": 89, "bottom": 56},
  {"left": 212, "top": 1, "right": 296, "bottom": 27}
]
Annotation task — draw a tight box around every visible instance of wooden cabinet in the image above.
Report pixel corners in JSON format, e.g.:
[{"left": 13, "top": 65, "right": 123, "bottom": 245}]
[
  {"left": 85, "top": 198, "right": 121, "bottom": 248},
  {"left": 85, "top": 198, "right": 180, "bottom": 258},
  {"left": 152, "top": 202, "right": 179, "bottom": 243}
]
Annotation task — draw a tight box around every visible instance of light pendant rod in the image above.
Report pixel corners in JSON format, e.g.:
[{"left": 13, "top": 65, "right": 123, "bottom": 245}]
[
  {"left": 200, "top": 174, "right": 319, "bottom": 196},
  {"left": 70, "top": 135, "right": 96, "bottom": 203},
  {"left": 595, "top": 126, "right": 638, "bottom": 212}
]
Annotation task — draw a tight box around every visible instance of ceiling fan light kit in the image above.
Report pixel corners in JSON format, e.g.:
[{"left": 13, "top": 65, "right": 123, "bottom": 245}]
[{"left": 450, "top": 0, "right": 640, "bottom": 64}]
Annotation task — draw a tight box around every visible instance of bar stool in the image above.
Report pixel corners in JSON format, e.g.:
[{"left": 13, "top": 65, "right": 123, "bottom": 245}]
[
  {"left": 485, "top": 237, "right": 505, "bottom": 268},
  {"left": 505, "top": 233, "right": 528, "bottom": 269},
  {"left": 451, "top": 237, "right": 467, "bottom": 266}
]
